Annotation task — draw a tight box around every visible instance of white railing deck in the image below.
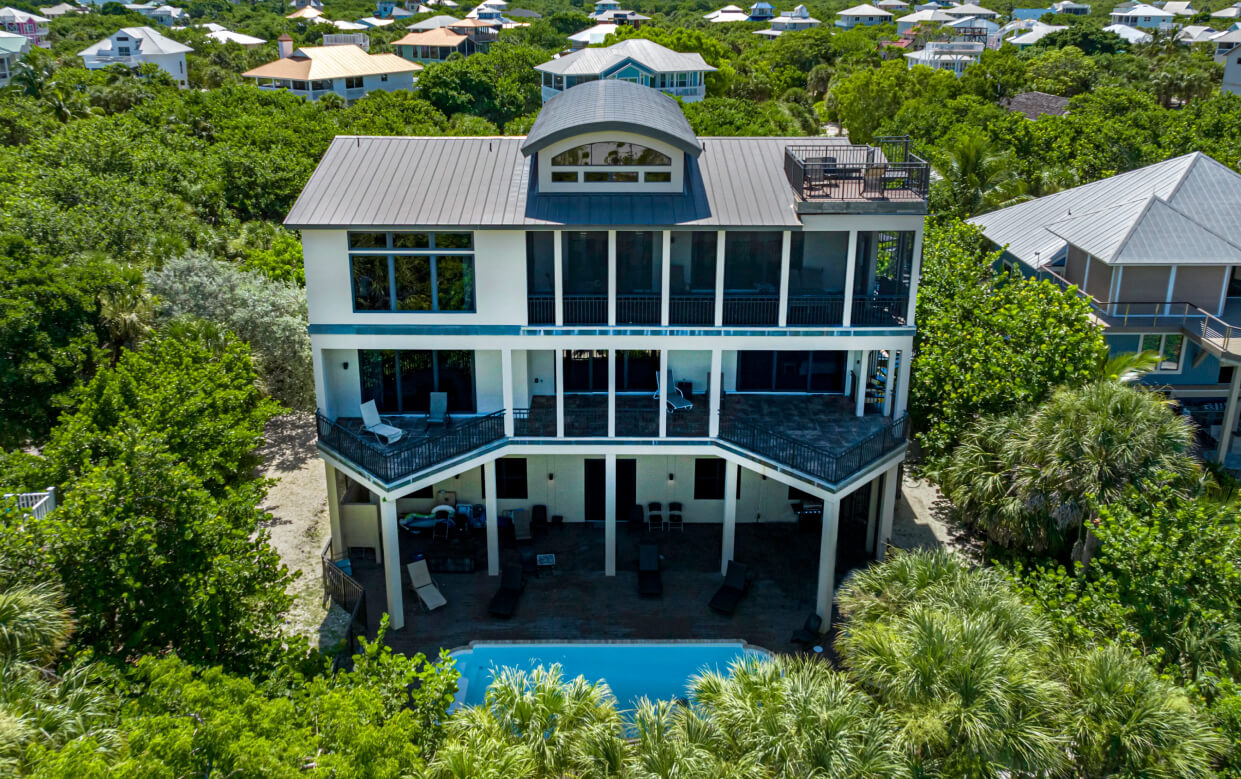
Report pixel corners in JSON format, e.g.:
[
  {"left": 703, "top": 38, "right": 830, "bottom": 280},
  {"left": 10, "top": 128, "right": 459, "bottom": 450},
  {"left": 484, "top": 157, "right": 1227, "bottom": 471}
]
[{"left": 4, "top": 488, "right": 56, "bottom": 519}]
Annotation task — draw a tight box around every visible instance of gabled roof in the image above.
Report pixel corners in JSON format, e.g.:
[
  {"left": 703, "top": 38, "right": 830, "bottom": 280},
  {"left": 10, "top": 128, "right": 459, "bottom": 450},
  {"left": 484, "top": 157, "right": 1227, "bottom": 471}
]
[
  {"left": 838, "top": 3, "right": 893, "bottom": 15},
  {"left": 208, "top": 29, "right": 266, "bottom": 45},
  {"left": 1045, "top": 195, "right": 1241, "bottom": 265},
  {"left": 0, "top": 7, "right": 50, "bottom": 23},
  {"left": 393, "top": 27, "right": 466, "bottom": 45},
  {"left": 969, "top": 153, "right": 1241, "bottom": 267},
  {"left": 286, "top": 6, "right": 322, "bottom": 18},
  {"left": 1163, "top": 0, "right": 1194, "bottom": 13},
  {"left": 521, "top": 80, "right": 700, "bottom": 157},
  {"left": 1103, "top": 22, "right": 1152, "bottom": 41},
  {"left": 1008, "top": 22, "right": 1065, "bottom": 43},
  {"left": 78, "top": 26, "right": 192, "bottom": 56},
  {"left": 0, "top": 29, "right": 26, "bottom": 54},
  {"left": 568, "top": 22, "right": 617, "bottom": 44},
  {"left": 534, "top": 38, "right": 715, "bottom": 76},
  {"left": 942, "top": 1, "right": 996, "bottom": 14},
  {"left": 242, "top": 44, "right": 420, "bottom": 79},
  {"left": 897, "top": 8, "right": 954, "bottom": 22},
  {"left": 1110, "top": 2, "right": 1172, "bottom": 14},
  {"left": 407, "top": 13, "right": 460, "bottom": 29}
]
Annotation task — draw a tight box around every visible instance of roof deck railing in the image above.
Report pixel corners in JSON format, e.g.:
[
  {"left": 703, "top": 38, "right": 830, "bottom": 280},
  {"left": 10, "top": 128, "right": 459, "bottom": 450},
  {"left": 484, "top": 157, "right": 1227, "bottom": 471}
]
[
  {"left": 1037, "top": 267, "right": 1241, "bottom": 357},
  {"left": 785, "top": 136, "right": 930, "bottom": 202}
]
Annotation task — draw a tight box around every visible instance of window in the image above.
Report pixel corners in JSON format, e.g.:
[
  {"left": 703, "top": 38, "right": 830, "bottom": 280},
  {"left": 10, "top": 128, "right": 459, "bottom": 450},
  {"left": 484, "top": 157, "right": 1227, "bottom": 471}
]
[
  {"left": 496, "top": 458, "right": 528, "bottom": 499},
  {"left": 551, "top": 171, "right": 578, "bottom": 182},
  {"left": 349, "top": 232, "right": 475, "bottom": 312},
  {"left": 584, "top": 171, "right": 639, "bottom": 183},
  {"left": 345, "top": 75, "right": 363, "bottom": 88},
  {"left": 551, "top": 142, "right": 671, "bottom": 166},
  {"left": 737, "top": 351, "right": 846, "bottom": 393},
  {"left": 644, "top": 171, "right": 671, "bottom": 183},
  {"left": 381, "top": 73, "right": 389, "bottom": 82},
  {"left": 359, "top": 349, "right": 476, "bottom": 413},
  {"left": 694, "top": 459, "right": 726, "bottom": 500},
  {"left": 1140, "top": 334, "right": 1184, "bottom": 372},
  {"left": 1221, "top": 366, "right": 1235, "bottom": 385}
]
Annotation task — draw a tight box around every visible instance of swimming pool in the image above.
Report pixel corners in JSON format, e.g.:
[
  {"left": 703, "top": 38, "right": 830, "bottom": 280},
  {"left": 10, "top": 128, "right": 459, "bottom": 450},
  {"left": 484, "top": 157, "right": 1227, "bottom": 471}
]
[{"left": 449, "top": 640, "right": 771, "bottom": 710}]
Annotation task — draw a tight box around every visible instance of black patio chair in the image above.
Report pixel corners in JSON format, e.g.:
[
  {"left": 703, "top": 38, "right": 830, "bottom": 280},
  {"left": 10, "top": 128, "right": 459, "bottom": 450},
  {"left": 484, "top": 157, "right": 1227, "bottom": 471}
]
[
  {"left": 708, "top": 561, "right": 749, "bottom": 615},
  {"left": 488, "top": 563, "right": 525, "bottom": 618},
  {"left": 638, "top": 542, "right": 662, "bottom": 598},
  {"left": 669, "top": 501, "right": 683, "bottom": 513},
  {"left": 667, "top": 512, "right": 683, "bottom": 533},
  {"left": 791, "top": 613, "right": 823, "bottom": 645},
  {"left": 647, "top": 511, "right": 664, "bottom": 533}
]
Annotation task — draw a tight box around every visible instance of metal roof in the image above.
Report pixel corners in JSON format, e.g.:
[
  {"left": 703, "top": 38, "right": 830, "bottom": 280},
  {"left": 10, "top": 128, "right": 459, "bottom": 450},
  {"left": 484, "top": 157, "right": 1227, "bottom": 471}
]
[
  {"left": 969, "top": 153, "right": 1241, "bottom": 267},
  {"left": 521, "top": 80, "right": 700, "bottom": 157},
  {"left": 406, "top": 14, "right": 460, "bottom": 29},
  {"left": 535, "top": 38, "right": 715, "bottom": 76},
  {"left": 285, "top": 135, "right": 854, "bottom": 229},
  {"left": 78, "top": 26, "right": 192, "bottom": 56}
]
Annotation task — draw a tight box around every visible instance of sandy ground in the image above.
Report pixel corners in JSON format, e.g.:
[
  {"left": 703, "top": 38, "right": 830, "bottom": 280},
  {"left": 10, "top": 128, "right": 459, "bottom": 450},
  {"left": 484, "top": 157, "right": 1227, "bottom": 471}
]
[
  {"left": 257, "top": 412, "right": 350, "bottom": 651},
  {"left": 892, "top": 471, "right": 980, "bottom": 559}
]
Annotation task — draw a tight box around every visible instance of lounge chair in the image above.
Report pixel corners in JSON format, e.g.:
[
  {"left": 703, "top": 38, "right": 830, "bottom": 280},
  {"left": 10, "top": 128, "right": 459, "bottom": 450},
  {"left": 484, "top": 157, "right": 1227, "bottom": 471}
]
[
  {"left": 488, "top": 563, "right": 525, "bottom": 617},
  {"left": 654, "top": 374, "right": 693, "bottom": 413},
  {"left": 360, "top": 400, "right": 403, "bottom": 445},
  {"left": 512, "top": 509, "right": 532, "bottom": 542},
  {"left": 708, "top": 561, "right": 748, "bottom": 615},
  {"left": 406, "top": 559, "right": 447, "bottom": 612},
  {"left": 426, "top": 392, "right": 451, "bottom": 427},
  {"left": 791, "top": 613, "right": 823, "bottom": 645},
  {"left": 638, "top": 542, "right": 662, "bottom": 597}
]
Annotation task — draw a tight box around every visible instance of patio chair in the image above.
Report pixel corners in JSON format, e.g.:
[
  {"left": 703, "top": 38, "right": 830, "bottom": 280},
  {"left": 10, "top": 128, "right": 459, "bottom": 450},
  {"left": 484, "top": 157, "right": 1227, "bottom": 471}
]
[
  {"left": 488, "top": 563, "right": 525, "bottom": 617},
  {"left": 360, "top": 400, "right": 403, "bottom": 445},
  {"left": 669, "top": 501, "right": 683, "bottom": 513},
  {"left": 406, "top": 558, "right": 448, "bottom": 612},
  {"left": 647, "top": 510, "right": 663, "bottom": 533},
  {"left": 667, "top": 512, "right": 683, "bottom": 533},
  {"left": 512, "top": 509, "right": 533, "bottom": 542},
  {"left": 638, "top": 542, "right": 662, "bottom": 597},
  {"left": 648, "top": 501, "right": 662, "bottom": 514},
  {"left": 654, "top": 374, "right": 693, "bottom": 414},
  {"left": 426, "top": 392, "right": 451, "bottom": 427},
  {"left": 791, "top": 613, "right": 823, "bottom": 645},
  {"left": 708, "top": 561, "right": 749, "bottom": 615}
]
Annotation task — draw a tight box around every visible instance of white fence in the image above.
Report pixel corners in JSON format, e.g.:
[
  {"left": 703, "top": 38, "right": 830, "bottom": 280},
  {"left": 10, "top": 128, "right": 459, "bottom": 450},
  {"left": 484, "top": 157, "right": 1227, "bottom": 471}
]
[{"left": 4, "top": 488, "right": 56, "bottom": 519}]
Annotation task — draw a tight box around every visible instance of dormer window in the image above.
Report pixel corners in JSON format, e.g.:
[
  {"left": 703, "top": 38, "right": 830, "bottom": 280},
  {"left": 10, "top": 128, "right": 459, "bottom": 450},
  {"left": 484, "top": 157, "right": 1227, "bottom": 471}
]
[{"left": 548, "top": 142, "right": 674, "bottom": 185}]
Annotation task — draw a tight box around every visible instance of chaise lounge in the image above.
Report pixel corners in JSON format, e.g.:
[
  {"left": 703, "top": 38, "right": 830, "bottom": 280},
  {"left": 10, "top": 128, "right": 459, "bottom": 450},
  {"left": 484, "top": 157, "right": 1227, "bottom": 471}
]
[
  {"left": 406, "top": 558, "right": 448, "bottom": 612},
  {"left": 708, "top": 561, "right": 748, "bottom": 615},
  {"left": 360, "top": 400, "right": 403, "bottom": 445}
]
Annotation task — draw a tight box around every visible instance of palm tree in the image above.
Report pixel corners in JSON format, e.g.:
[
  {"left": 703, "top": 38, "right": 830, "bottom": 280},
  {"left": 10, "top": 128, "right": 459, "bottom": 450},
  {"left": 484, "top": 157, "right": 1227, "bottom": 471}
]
[
  {"left": 43, "top": 84, "right": 97, "bottom": 123},
  {"left": 7, "top": 60, "right": 52, "bottom": 99},
  {"left": 933, "top": 130, "right": 1016, "bottom": 217},
  {"left": 835, "top": 549, "right": 1070, "bottom": 776},
  {"left": 98, "top": 268, "right": 155, "bottom": 366}
]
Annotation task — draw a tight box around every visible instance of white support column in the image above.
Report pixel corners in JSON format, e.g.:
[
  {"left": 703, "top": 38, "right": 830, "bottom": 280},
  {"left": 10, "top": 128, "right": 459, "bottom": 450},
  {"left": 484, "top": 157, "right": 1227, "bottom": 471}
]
[
  {"left": 553, "top": 230, "right": 563, "bottom": 327},
  {"left": 905, "top": 227, "right": 923, "bottom": 326},
  {"left": 882, "top": 348, "right": 895, "bottom": 417},
  {"left": 484, "top": 461, "right": 499, "bottom": 575},
  {"left": 660, "top": 230, "right": 671, "bottom": 327},
  {"left": 778, "top": 230, "right": 791, "bottom": 328},
  {"left": 555, "top": 350, "right": 565, "bottom": 439},
  {"left": 1164, "top": 265, "right": 1177, "bottom": 316},
  {"left": 721, "top": 462, "right": 738, "bottom": 575},
  {"left": 709, "top": 348, "right": 722, "bottom": 437},
  {"left": 865, "top": 478, "right": 879, "bottom": 555},
  {"left": 312, "top": 347, "right": 327, "bottom": 416},
  {"left": 659, "top": 349, "right": 668, "bottom": 438},
  {"left": 380, "top": 498, "right": 405, "bottom": 630},
  {"left": 876, "top": 464, "right": 899, "bottom": 561},
  {"left": 607, "top": 230, "right": 617, "bottom": 326},
  {"left": 605, "top": 453, "right": 617, "bottom": 576},
  {"left": 1218, "top": 366, "right": 1241, "bottom": 461},
  {"left": 842, "top": 230, "right": 858, "bottom": 327},
  {"left": 714, "top": 230, "right": 726, "bottom": 327},
  {"left": 855, "top": 350, "right": 869, "bottom": 417},
  {"left": 501, "top": 348, "right": 514, "bottom": 436},
  {"left": 815, "top": 497, "right": 840, "bottom": 629},
  {"left": 608, "top": 348, "right": 616, "bottom": 438},
  {"left": 895, "top": 350, "right": 910, "bottom": 418},
  {"left": 325, "top": 463, "right": 343, "bottom": 559}
]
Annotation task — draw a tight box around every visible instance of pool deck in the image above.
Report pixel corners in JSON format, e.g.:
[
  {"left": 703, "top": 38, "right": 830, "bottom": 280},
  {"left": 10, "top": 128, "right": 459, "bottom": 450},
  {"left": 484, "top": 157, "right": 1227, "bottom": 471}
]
[{"left": 346, "top": 520, "right": 869, "bottom": 660}]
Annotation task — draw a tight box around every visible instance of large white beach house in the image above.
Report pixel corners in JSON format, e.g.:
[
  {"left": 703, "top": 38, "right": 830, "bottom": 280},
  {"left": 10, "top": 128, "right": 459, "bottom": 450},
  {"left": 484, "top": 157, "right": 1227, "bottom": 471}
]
[{"left": 287, "top": 81, "right": 928, "bottom": 633}]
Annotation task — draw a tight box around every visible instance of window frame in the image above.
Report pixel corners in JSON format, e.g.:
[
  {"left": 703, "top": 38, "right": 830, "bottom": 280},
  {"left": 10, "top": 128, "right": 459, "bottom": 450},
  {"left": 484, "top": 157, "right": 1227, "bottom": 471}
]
[
  {"left": 1139, "top": 333, "right": 1185, "bottom": 373},
  {"left": 496, "top": 458, "right": 529, "bottom": 500},
  {"left": 348, "top": 231, "right": 476, "bottom": 313},
  {"left": 693, "top": 458, "right": 727, "bottom": 500}
]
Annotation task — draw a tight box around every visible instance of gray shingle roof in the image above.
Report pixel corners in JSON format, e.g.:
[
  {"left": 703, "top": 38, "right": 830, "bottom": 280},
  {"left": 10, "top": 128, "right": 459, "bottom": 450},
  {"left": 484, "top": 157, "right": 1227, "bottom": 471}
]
[
  {"left": 968, "top": 153, "right": 1241, "bottom": 267},
  {"left": 535, "top": 38, "right": 716, "bottom": 76},
  {"left": 521, "top": 80, "right": 701, "bottom": 157},
  {"left": 284, "top": 135, "right": 851, "bottom": 229}
]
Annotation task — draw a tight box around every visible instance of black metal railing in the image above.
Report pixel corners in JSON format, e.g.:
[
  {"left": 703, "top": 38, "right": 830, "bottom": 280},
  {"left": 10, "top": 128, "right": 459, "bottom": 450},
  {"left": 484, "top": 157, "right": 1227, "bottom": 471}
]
[
  {"left": 563, "top": 294, "right": 608, "bottom": 325},
  {"left": 723, "top": 294, "right": 780, "bottom": 326},
  {"left": 784, "top": 137, "right": 930, "bottom": 201},
  {"left": 615, "top": 407, "right": 658, "bottom": 437},
  {"left": 513, "top": 408, "right": 556, "bottom": 437},
  {"left": 787, "top": 295, "right": 845, "bottom": 326},
  {"left": 670, "top": 294, "right": 715, "bottom": 325},
  {"left": 527, "top": 294, "right": 555, "bottom": 325},
  {"left": 718, "top": 413, "right": 909, "bottom": 487},
  {"left": 852, "top": 295, "right": 909, "bottom": 326},
  {"left": 321, "top": 540, "right": 367, "bottom": 664},
  {"left": 616, "top": 294, "right": 660, "bottom": 325},
  {"left": 563, "top": 404, "right": 609, "bottom": 437},
  {"left": 316, "top": 411, "right": 505, "bottom": 485}
]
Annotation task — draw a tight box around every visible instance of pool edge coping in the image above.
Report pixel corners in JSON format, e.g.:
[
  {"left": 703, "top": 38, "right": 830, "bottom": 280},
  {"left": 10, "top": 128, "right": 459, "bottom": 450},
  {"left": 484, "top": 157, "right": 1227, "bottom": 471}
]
[{"left": 446, "top": 637, "right": 775, "bottom": 658}]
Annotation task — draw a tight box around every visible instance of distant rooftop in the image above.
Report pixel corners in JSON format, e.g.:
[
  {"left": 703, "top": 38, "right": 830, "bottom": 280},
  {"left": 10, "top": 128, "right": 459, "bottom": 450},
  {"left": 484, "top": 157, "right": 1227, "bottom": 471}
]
[
  {"left": 535, "top": 38, "right": 715, "bottom": 77},
  {"left": 1000, "top": 91, "right": 1069, "bottom": 119}
]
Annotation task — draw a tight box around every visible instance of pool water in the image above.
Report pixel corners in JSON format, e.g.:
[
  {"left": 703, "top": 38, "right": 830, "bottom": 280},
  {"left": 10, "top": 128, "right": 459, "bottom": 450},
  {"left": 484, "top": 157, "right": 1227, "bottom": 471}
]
[{"left": 449, "top": 640, "right": 770, "bottom": 710}]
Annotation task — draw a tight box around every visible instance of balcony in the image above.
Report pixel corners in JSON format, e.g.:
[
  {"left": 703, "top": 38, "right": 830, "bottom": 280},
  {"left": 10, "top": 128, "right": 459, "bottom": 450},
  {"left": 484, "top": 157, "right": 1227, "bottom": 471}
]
[
  {"left": 616, "top": 294, "right": 660, "bottom": 325},
  {"left": 785, "top": 137, "right": 930, "bottom": 203},
  {"left": 316, "top": 411, "right": 506, "bottom": 485},
  {"left": 527, "top": 294, "right": 555, "bottom": 325},
  {"left": 787, "top": 295, "right": 844, "bottom": 326},
  {"left": 563, "top": 294, "right": 608, "bottom": 325},
  {"left": 722, "top": 294, "right": 780, "bottom": 326},
  {"left": 669, "top": 294, "right": 715, "bottom": 325}
]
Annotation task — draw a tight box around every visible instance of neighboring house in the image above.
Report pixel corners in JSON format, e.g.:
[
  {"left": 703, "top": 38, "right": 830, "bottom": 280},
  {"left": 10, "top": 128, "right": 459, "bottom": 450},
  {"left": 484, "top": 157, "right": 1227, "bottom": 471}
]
[
  {"left": 322, "top": 32, "right": 370, "bottom": 49},
  {"left": 1225, "top": 47, "right": 1241, "bottom": 93},
  {"left": 144, "top": 4, "right": 186, "bottom": 24},
  {"left": 333, "top": 19, "right": 369, "bottom": 29},
  {"left": 392, "top": 27, "right": 469, "bottom": 62},
  {"left": 1212, "top": 2, "right": 1241, "bottom": 18},
  {"left": 356, "top": 16, "right": 395, "bottom": 27},
  {"left": 876, "top": 0, "right": 910, "bottom": 10},
  {"left": 39, "top": 3, "right": 82, "bottom": 17},
  {"left": 836, "top": 3, "right": 894, "bottom": 27},
  {"left": 1104, "top": 22, "right": 1154, "bottom": 41},
  {"left": 905, "top": 39, "right": 982, "bottom": 73},
  {"left": 407, "top": 13, "right": 461, "bottom": 29},
  {"left": 207, "top": 28, "right": 266, "bottom": 47},
  {"left": 593, "top": 8, "right": 649, "bottom": 26},
  {"left": 1011, "top": 7, "right": 1053, "bottom": 19},
  {"left": 704, "top": 3, "right": 751, "bottom": 21},
  {"left": 896, "top": 8, "right": 953, "bottom": 33},
  {"left": 941, "top": 1, "right": 998, "bottom": 19},
  {"left": 1000, "top": 90, "right": 1069, "bottom": 118},
  {"left": 0, "top": 29, "right": 29, "bottom": 86},
  {"left": 1177, "top": 23, "right": 1221, "bottom": 43},
  {"left": 286, "top": 78, "right": 925, "bottom": 633},
  {"left": 0, "top": 7, "right": 49, "bottom": 47},
  {"left": 78, "top": 26, "right": 191, "bottom": 87},
  {"left": 769, "top": 4, "right": 822, "bottom": 32},
  {"left": 1162, "top": 0, "right": 1195, "bottom": 14},
  {"left": 287, "top": 5, "right": 324, "bottom": 18},
  {"left": 535, "top": 38, "right": 715, "bottom": 103},
  {"left": 1211, "top": 26, "right": 1241, "bottom": 59},
  {"left": 945, "top": 14, "right": 998, "bottom": 42},
  {"left": 1109, "top": 3, "right": 1176, "bottom": 28},
  {"left": 1007, "top": 20, "right": 1066, "bottom": 47},
  {"left": 243, "top": 43, "right": 420, "bottom": 102},
  {"left": 1052, "top": 0, "right": 1091, "bottom": 12},
  {"left": 748, "top": 1, "right": 775, "bottom": 20},
  {"left": 442, "top": 18, "right": 500, "bottom": 49},
  {"left": 970, "top": 153, "right": 1241, "bottom": 463},
  {"left": 290, "top": 0, "right": 323, "bottom": 8},
  {"left": 568, "top": 22, "right": 617, "bottom": 48}
]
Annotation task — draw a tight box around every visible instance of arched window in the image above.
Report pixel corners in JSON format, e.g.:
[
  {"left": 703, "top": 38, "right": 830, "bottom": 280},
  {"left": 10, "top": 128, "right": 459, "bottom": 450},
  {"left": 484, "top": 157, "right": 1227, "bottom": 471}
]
[{"left": 551, "top": 142, "right": 671, "bottom": 167}]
